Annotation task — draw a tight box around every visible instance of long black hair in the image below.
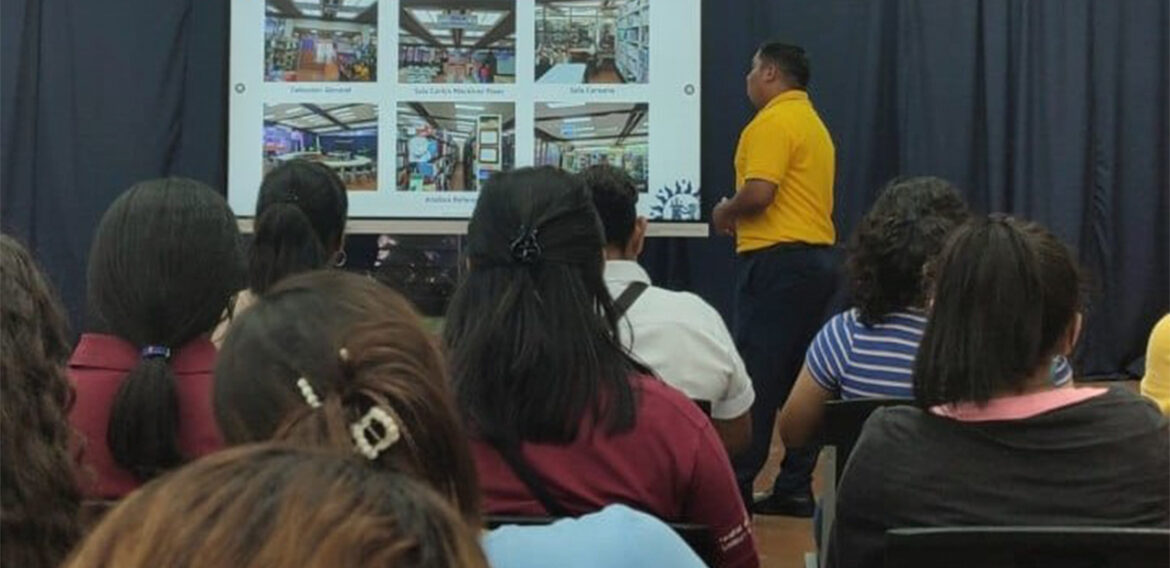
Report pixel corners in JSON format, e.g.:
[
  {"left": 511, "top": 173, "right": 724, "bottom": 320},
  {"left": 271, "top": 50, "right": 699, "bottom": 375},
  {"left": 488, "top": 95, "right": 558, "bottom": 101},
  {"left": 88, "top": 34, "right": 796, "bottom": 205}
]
[
  {"left": 913, "top": 215, "right": 1083, "bottom": 406},
  {"left": 847, "top": 176, "right": 969, "bottom": 325},
  {"left": 88, "top": 178, "right": 244, "bottom": 480},
  {"left": 250, "top": 160, "right": 348, "bottom": 294},
  {"left": 1, "top": 235, "right": 81, "bottom": 568},
  {"left": 444, "top": 167, "right": 641, "bottom": 445}
]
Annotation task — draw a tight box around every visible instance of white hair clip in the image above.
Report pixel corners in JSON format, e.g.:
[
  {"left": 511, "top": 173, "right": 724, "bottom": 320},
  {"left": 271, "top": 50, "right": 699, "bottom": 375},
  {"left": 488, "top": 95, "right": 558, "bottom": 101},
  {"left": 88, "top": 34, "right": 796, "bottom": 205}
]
[
  {"left": 351, "top": 406, "right": 400, "bottom": 460},
  {"left": 296, "top": 377, "right": 322, "bottom": 409}
]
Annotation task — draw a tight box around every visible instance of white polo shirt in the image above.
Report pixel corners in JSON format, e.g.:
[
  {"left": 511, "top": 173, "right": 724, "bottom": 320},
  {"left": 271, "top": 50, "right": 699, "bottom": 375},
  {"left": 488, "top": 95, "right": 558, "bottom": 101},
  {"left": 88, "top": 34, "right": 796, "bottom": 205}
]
[{"left": 605, "top": 260, "right": 755, "bottom": 420}]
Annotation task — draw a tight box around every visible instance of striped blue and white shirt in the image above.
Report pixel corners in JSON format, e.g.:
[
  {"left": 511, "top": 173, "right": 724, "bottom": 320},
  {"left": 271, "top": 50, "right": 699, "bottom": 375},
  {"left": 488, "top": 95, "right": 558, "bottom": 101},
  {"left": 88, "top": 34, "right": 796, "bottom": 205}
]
[{"left": 806, "top": 308, "right": 1074, "bottom": 399}]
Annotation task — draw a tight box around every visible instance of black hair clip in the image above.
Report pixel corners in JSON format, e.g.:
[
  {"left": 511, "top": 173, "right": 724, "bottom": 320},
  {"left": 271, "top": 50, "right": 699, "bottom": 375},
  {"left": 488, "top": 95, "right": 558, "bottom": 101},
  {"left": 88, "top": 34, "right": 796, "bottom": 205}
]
[{"left": 510, "top": 227, "right": 543, "bottom": 265}]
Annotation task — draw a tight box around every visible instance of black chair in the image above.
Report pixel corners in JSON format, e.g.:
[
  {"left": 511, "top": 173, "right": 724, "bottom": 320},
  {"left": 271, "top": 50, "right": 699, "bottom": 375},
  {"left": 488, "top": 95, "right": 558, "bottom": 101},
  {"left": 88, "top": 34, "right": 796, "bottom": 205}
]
[
  {"left": 822, "top": 398, "right": 913, "bottom": 486},
  {"left": 885, "top": 526, "right": 1170, "bottom": 568},
  {"left": 486, "top": 515, "right": 715, "bottom": 565},
  {"left": 692, "top": 399, "right": 712, "bottom": 417},
  {"left": 816, "top": 398, "right": 913, "bottom": 567}
]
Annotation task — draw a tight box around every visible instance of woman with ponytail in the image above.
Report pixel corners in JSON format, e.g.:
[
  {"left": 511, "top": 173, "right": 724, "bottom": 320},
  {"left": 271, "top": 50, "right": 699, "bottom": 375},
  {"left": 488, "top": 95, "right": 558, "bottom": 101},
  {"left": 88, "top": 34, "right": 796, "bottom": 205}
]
[
  {"left": 212, "top": 160, "right": 347, "bottom": 345},
  {"left": 444, "top": 167, "right": 757, "bottom": 568},
  {"left": 68, "top": 178, "right": 244, "bottom": 497}
]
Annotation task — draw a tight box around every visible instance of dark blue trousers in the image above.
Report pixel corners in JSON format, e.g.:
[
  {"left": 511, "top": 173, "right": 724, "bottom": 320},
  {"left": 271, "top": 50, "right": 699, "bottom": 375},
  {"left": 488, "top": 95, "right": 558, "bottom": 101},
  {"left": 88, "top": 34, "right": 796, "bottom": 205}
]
[{"left": 731, "top": 244, "right": 840, "bottom": 506}]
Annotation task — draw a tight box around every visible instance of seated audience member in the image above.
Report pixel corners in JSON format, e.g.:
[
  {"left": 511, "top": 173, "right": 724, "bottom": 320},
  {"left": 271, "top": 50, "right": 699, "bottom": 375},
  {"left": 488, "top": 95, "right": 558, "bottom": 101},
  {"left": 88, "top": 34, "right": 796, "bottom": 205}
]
[
  {"left": 1141, "top": 314, "right": 1170, "bottom": 415},
  {"left": 213, "top": 270, "right": 705, "bottom": 568},
  {"left": 1, "top": 236, "right": 82, "bottom": 568},
  {"left": 212, "top": 159, "right": 348, "bottom": 345},
  {"left": 582, "top": 165, "right": 755, "bottom": 456},
  {"left": 64, "top": 445, "right": 488, "bottom": 568},
  {"left": 444, "top": 167, "right": 758, "bottom": 568},
  {"left": 826, "top": 216, "right": 1170, "bottom": 568},
  {"left": 779, "top": 177, "right": 1073, "bottom": 448},
  {"left": 69, "top": 179, "right": 244, "bottom": 497}
]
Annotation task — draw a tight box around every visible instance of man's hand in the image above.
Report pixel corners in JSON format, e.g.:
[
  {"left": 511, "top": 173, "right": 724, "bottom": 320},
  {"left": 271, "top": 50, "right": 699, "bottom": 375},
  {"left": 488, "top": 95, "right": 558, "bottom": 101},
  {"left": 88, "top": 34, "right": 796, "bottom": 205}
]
[{"left": 713, "top": 198, "right": 736, "bottom": 236}]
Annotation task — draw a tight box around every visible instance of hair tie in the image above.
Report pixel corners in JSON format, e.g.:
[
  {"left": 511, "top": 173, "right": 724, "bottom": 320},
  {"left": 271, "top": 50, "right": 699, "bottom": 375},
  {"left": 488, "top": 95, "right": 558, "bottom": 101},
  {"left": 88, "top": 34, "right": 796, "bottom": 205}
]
[
  {"left": 296, "top": 377, "right": 322, "bottom": 409},
  {"left": 140, "top": 345, "right": 171, "bottom": 360},
  {"left": 509, "top": 227, "right": 543, "bottom": 265},
  {"left": 351, "top": 407, "right": 400, "bottom": 460}
]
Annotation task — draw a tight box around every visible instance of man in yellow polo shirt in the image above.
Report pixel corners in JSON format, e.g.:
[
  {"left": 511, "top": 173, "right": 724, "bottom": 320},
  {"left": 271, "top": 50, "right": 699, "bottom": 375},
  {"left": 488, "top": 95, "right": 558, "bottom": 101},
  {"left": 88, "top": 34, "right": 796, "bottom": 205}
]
[{"left": 713, "top": 42, "right": 840, "bottom": 517}]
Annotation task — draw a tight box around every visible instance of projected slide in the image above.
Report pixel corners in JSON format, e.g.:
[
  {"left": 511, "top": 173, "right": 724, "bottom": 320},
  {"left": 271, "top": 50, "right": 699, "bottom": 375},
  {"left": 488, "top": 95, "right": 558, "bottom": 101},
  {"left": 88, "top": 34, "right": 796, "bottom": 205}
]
[{"left": 231, "top": 0, "right": 700, "bottom": 222}]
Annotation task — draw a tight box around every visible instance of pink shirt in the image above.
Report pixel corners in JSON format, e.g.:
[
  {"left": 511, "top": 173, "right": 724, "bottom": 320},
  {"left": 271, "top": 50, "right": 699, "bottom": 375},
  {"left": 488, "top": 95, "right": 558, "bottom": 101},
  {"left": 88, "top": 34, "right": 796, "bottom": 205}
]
[
  {"left": 68, "top": 333, "right": 223, "bottom": 498},
  {"left": 932, "top": 387, "right": 1109, "bottom": 422},
  {"left": 472, "top": 375, "right": 759, "bottom": 568}
]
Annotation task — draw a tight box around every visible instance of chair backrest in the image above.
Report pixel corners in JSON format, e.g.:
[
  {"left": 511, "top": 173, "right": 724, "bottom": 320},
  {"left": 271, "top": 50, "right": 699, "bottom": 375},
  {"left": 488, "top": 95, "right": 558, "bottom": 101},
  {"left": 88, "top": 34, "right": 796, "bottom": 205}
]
[
  {"left": 822, "top": 398, "right": 912, "bottom": 485},
  {"left": 486, "top": 515, "right": 715, "bottom": 565},
  {"left": 691, "top": 399, "right": 712, "bottom": 417},
  {"left": 885, "top": 526, "right": 1170, "bottom": 568}
]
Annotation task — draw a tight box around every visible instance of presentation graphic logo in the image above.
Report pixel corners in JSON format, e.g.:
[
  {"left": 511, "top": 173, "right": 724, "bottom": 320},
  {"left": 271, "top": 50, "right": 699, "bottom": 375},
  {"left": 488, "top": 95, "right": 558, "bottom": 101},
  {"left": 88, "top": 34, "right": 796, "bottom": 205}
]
[{"left": 651, "top": 179, "right": 702, "bottom": 221}]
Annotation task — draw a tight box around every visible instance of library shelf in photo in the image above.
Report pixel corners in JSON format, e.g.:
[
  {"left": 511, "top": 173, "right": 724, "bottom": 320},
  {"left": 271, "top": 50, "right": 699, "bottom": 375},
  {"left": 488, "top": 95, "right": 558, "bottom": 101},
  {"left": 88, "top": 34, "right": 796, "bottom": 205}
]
[
  {"left": 398, "top": 0, "right": 517, "bottom": 84},
  {"left": 535, "top": 0, "right": 648, "bottom": 84},
  {"left": 397, "top": 102, "right": 516, "bottom": 192},
  {"left": 534, "top": 102, "right": 648, "bottom": 191},
  {"left": 264, "top": 103, "right": 380, "bottom": 191},
  {"left": 265, "top": 0, "right": 378, "bottom": 83}
]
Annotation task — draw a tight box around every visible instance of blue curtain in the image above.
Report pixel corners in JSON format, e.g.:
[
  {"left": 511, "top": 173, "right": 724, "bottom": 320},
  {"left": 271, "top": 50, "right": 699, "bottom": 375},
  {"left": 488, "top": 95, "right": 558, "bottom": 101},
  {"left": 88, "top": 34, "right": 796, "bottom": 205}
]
[
  {"left": 646, "top": 0, "right": 1169, "bottom": 377},
  {"left": 2, "top": 0, "right": 1166, "bottom": 376}
]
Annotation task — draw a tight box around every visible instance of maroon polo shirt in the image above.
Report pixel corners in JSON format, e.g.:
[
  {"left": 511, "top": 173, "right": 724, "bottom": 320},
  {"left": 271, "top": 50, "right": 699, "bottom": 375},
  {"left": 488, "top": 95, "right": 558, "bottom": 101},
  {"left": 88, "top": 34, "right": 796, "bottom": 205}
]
[
  {"left": 472, "top": 375, "right": 759, "bottom": 568},
  {"left": 68, "top": 333, "right": 223, "bottom": 498}
]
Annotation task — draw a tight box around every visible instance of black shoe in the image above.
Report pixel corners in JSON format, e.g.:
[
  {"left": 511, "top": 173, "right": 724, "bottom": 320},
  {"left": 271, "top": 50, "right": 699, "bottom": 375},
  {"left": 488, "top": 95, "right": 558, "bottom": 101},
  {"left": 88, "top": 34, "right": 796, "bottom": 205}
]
[{"left": 752, "top": 490, "right": 815, "bottom": 517}]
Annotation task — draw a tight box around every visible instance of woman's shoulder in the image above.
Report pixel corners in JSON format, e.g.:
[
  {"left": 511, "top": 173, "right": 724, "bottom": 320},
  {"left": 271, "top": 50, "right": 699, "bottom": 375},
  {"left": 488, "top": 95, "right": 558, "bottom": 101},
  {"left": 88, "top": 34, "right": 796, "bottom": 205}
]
[
  {"left": 632, "top": 374, "right": 714, "bottom": 432},
  {"left": 1077, "top": 386, "right": 1168, "bottom": 431},
  {"left": 852, "top": 405, "right": 934, "bottom": 452}
]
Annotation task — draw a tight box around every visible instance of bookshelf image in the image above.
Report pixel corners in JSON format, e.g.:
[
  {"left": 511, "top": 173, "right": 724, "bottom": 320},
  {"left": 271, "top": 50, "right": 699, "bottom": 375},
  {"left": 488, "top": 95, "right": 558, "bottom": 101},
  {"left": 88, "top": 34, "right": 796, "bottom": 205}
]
[{"left": 616, "top": 0, "right": 648, "bottom": 83}]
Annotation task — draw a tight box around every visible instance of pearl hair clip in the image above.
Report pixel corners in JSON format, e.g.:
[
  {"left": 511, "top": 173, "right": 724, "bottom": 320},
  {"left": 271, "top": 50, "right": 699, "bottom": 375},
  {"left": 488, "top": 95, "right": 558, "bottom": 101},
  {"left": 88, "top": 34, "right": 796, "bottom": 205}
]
[
  {"left": 296, "top": 377, "right": 322, "bottom": 409},
  {"left": 351, "top": 407, "right": 400, "bottom": 460}
]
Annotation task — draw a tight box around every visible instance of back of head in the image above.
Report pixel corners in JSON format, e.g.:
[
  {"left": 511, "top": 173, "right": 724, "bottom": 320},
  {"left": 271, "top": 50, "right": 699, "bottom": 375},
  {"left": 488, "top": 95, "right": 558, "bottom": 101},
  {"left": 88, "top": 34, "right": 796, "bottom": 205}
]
[
  {"left": 64, "top": 444, "right": 489, "bottom": 568},
  {"left": 444, "top": 166, "right": 637, "bottom": 445},
  {"left": 87, "top": 178, "right": 244, "bottom": 481},
  {"left": 913, "top": 215, "right": 1083, "bottom": 406},
  {"left": 250, "top": 160, "right": 349, "bottom": 294},
  {"left": 1, "top": 235, "right": 81, "bottom": 568},
  {"left": 848, "top": 176, "right": 969, "bottom": 325},
  {"left": 214, "top": 270, "right": 480, "bottom": 522},
  {"left": 581, "top": 164, "right": 638, "bottom": 249},
  {"left": 758, "top": 41, "right": 810, "bottom": 89}
]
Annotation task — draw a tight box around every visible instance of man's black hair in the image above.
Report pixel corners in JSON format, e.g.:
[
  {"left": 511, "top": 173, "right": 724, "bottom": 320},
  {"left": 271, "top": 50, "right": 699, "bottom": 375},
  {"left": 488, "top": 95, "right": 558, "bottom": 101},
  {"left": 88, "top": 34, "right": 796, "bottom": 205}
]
[
  {"left": 580, "top": 165, "right": 638, "bottom": 249},
  {"left": 758, "top": 42, "right": 810, "bottom": 89}
]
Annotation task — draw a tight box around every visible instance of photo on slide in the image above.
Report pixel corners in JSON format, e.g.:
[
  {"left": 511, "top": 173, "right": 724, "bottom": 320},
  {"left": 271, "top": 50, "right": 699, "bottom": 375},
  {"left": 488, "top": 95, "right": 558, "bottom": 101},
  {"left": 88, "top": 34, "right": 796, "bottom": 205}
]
[
  {"left": 534, "top": 102, "right": 648, "bottom": 191},
  {"left": 263, "top": 103, "right": 379, "bottom": 191},
  {"left": 396, "top": 102, "right": 516, "bottom": 192},
  {"left": 535, "top": 0, "right": 648, "bottom": 84},
  {"left": 398, "top": 1, "right": 517, "bottom": 84},
  {"left": 264, "top": 1, "right": 377, "bottom": 82}
]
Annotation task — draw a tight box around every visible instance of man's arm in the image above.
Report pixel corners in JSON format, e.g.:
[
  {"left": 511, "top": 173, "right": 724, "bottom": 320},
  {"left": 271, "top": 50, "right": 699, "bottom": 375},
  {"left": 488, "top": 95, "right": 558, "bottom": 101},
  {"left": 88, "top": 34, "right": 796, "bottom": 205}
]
[{"left": 713, "top": 180, "right": 778, "bottom": 235}]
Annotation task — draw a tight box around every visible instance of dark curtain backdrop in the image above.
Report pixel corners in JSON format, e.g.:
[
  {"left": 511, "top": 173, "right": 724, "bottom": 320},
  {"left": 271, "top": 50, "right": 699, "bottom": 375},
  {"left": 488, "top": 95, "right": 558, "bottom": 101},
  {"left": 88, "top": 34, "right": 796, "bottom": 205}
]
[{"left": 2, "top": 0, "right": 1167, "bottom": 376}]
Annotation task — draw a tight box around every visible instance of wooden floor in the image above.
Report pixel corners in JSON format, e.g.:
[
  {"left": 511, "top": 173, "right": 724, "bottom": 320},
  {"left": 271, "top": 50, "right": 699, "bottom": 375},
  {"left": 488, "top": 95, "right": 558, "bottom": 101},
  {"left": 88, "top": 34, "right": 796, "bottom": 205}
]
[{"left": 752, "top": 420, "right": 821, "bottom": 568}]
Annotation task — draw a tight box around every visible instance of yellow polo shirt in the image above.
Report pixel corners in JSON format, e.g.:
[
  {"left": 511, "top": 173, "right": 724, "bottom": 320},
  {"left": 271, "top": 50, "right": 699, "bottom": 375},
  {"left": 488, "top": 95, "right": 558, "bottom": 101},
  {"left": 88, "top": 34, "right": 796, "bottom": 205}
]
[
  {"left": 1141, "top": 314, "right": 1170, "bottom": 415},
  {"left": 733, "top": 90, "right": 836, "bottom": 253}
]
